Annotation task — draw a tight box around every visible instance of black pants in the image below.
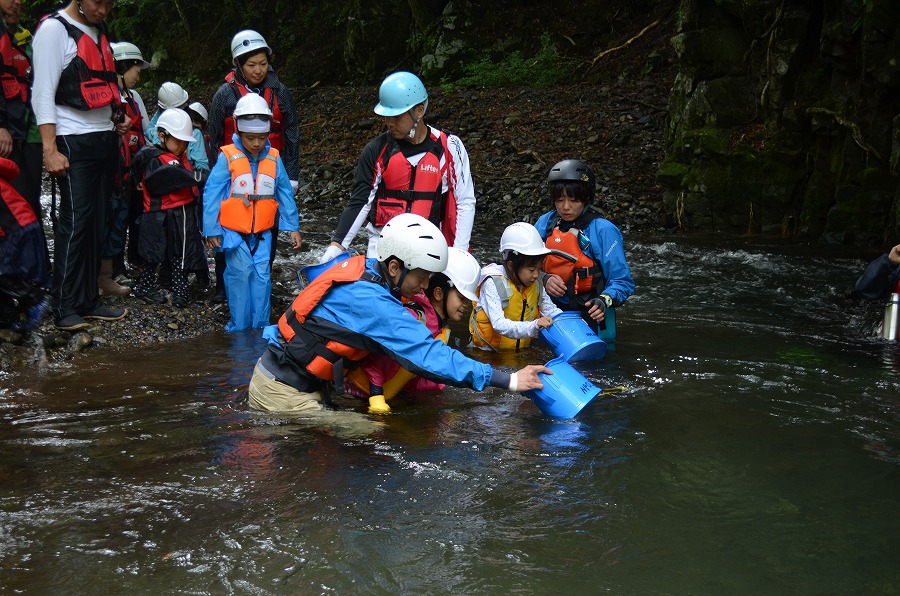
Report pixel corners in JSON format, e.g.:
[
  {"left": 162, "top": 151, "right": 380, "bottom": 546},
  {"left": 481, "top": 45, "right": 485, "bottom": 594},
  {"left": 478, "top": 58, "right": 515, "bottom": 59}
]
[
  {"left": 10, "top": 140, "right": 50, "bottom": 276},
  {"left": 49, "top": 131, "right": 118, "bottom": 320}
]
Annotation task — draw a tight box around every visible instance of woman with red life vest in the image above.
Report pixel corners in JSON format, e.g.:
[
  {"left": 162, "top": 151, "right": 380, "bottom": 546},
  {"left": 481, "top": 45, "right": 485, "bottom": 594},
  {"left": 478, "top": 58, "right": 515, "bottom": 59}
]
[
  {"left": 32, "top": 0, "right": 131, "bottom": 331},
  {"left": 203, "top": 93, "right": 301, "bottom": 332},
  {"left": 535, "top": 160, "right": 635, "bottom": 334},
  {"left": 0, "top": 156, "right": 48, "bottom": 331},
  {"left": 321, "top": 71, "right": 476, "bottom": 263},
  {"left": 208, "top": 30, "right": 300, "bottom": 304},
  {"left": 130, "top": 109, "right": 206, "bottom": 308},
  {"left": 98, "top": 41, "right": 150, "bottom": 298},
  {"left": 250, "top": 213, "right": 548, "bottom": 413}
]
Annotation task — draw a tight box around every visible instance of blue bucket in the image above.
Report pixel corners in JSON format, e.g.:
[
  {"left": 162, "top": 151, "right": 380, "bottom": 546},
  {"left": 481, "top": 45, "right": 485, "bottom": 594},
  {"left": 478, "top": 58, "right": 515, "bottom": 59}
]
[
  {"left": 297, "top": 251, "right": 355, "bottom": 289},
  {"left": 539, "top": 311, "right": 607, "bottom": 363},
  {"left": 524, "top": 356, "right": 601, "bottom": 419}
]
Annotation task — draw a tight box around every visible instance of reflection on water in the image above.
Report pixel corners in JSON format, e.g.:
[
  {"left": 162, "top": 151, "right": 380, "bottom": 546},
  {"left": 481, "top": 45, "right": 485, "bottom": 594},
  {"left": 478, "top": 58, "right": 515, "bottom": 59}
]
[{"left": 1, "top": 237, "right": 899, "bottom": 593}]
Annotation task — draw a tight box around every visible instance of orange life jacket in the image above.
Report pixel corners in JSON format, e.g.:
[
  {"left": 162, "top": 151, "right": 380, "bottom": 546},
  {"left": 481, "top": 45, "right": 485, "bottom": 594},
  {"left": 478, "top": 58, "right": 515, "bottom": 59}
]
[
  {"left": 221, "top": 71, "right": 284, "bottom": 151},
  {"left": 218, "top": 144, "right": 279, "bottom": 234},
  {"left": 0, "top": 29, "right": 29, "bottom": 103},
  {"left": 368, "top": 129, "right": 459, "bottom": 245},
  {"left": 277, "top": 255, "right": 379, "bottom": 381},
  {"left": 44, "top": 14, "right": 119, "bottom": 111},
  {"left": 542, "top": 214, "right": 605, "bottom": 302}
]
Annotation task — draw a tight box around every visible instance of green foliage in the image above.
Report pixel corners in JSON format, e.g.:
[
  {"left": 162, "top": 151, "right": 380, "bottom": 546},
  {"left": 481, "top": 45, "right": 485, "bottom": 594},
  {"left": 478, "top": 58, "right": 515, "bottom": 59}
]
[{"left": 444, "top": 33, "right": 575, "bottom": 90}]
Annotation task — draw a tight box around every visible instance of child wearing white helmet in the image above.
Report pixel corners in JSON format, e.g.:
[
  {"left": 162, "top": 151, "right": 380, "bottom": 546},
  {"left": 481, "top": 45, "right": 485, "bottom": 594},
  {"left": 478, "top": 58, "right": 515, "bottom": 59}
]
[
  {"left": 143, "top": 81, "right": 188, "bottom": 144},
  {"left": 202, "top": 93, "right": 301, "bottom": 332},
  {"left": 345, "top": 246, "right": 483, "bottom": 413},
  {"left": 130, "top": 108, "right": 207, "bottom": 308},
  {"left": 249, "top": 213, "right": 549, "bottom": 413},
  {"left": 470, "top": 222, "right": 562, "bottom": 351}
]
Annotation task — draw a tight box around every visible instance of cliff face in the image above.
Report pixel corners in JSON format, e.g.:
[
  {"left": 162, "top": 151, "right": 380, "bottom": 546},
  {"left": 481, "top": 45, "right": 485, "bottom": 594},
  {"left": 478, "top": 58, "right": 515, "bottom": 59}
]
[{"left": 660, "top": 0, "right": 900, "bottom": 246}]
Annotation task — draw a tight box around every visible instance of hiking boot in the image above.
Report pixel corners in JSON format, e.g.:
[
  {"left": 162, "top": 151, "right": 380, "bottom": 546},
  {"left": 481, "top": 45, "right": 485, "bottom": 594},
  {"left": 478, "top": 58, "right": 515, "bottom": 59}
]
[
  {"left": 81, "top": 305, "right": 127, "bottom": 321},
  {"left": 55, "top": 314, "right": 90, "bottom": 331}
]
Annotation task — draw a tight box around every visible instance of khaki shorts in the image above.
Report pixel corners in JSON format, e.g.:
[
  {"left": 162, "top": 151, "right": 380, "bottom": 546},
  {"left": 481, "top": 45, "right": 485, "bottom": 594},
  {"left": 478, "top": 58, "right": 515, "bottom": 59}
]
[{"left": 248, "top": 360, "right": 325, "bottom": 413}]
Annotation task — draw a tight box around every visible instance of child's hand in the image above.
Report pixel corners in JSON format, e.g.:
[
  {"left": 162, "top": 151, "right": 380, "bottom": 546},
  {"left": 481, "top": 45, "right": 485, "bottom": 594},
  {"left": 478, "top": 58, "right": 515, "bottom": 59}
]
[
  {"left": 536, "top": 315, "right": 553, "bottom": 330},
  {"left": 205, "top": 235, "right": 222, "bottom": 249},
  {"left": 289, "top": 231, "right": 302, "bottom": 250}
]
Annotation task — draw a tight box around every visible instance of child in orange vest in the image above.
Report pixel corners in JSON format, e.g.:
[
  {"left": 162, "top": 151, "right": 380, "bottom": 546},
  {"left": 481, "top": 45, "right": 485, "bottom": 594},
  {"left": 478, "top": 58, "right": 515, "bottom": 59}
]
[{"left": 202, "top": 93, "right": 301, "bottom": 331}]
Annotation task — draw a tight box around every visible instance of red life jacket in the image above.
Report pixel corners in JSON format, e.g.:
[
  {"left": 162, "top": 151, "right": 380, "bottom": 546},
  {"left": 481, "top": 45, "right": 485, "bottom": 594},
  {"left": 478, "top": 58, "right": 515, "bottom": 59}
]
[
  {"left": 221, "top": 71, "right": 284, "bottom": 151},
  {"left": 0, "top": 157, "right": 37, "bottom": 237},
  {"left": 43, "top": 13, "right": 119, "bottom": 111},
  {"left": 0, "top": 30, "right": 30, "bottom": 103},
  {"left": 542, "top": 213, "right": 605, "bottom": 302},
  {"left": 277, "top": 255, "right": 379, "bottom": 381},
  {"left": 368, "top": 129, "right": 459, "bottom": 246},
  {"left": 140, "top": 149, "right": 198, "bottom": 213},
  {"left": 118, "top": 90, "right": 145, "bottom": 182}
]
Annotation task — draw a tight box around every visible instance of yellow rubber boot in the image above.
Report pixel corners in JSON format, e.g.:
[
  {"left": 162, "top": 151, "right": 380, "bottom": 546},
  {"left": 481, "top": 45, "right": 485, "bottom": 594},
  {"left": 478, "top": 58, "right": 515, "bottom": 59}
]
[{"left": 368, "top": 394, "right": 390, "bottom": 414}]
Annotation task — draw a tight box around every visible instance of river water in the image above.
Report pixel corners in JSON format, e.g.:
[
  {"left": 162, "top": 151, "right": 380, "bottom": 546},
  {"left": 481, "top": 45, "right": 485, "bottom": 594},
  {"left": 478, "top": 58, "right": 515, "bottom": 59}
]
[{"left": 1, "top": 233, "right": 898, "bottom": 594}]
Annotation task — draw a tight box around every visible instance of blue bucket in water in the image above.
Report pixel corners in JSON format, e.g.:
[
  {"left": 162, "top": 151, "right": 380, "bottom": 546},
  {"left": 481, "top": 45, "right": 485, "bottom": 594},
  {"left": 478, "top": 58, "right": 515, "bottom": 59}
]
[
  {"left": 297, "top": 251, "right": 355, "bottom": 289},
  {"left": 539, "top": 311, "right": 607, "bottom": 363},
  {"left": 524, "top": 356, "right": 601, "bottom": 419}
]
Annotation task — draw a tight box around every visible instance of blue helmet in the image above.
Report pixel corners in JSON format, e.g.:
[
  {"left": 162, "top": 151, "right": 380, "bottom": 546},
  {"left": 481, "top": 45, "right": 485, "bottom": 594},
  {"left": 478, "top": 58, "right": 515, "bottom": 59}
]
[{"left": 374, "top": 72, "right": 428, "bottom": 117}]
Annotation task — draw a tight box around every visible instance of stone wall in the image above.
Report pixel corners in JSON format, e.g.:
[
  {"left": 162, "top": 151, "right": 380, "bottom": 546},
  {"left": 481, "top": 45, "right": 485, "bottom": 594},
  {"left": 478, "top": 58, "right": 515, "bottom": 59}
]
[{"left": 660, "top": 0, "right": 900, "bottom": 246}]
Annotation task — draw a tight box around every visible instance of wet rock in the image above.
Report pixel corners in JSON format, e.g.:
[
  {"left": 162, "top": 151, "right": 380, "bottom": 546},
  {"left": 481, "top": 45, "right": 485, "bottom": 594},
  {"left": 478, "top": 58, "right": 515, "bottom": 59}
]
[{"left": 66, "top": 332, "right": 92, "bottom": 356}]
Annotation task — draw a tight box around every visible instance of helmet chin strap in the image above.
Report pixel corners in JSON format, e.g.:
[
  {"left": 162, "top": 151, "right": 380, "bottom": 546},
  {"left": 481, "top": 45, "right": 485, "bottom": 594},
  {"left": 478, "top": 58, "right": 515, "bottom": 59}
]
[
  {"left": 406, "top": 102, "right": 427, "bottom": 139},
  {"left": 378, "top": 259, "right": 408, "bottom": 299}
]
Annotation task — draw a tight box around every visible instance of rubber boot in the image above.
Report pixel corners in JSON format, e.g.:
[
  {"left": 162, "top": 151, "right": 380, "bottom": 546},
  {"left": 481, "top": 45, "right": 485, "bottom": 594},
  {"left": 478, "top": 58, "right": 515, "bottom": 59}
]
[
  {"left": 99, "top": 258, "right": 131, "bottom": 297},
  {"left": 211, "top": 251, "right": 227, "bottom": 304}
]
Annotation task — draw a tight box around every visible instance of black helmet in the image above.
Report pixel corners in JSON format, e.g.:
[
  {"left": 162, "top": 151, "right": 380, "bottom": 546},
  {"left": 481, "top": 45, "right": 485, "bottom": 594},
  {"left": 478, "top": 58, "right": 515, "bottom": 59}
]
[{"left": 548, "top": 160, "right": 595, "bottom": 204}]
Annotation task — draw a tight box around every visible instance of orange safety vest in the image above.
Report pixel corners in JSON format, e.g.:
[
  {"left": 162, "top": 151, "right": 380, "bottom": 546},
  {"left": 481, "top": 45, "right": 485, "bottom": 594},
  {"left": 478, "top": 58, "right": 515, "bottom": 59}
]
[
  {"left": 218, "top": 144, "right": 279, "bottom": 234},
  {"left": 222, "top": 71, "right": 284, "bottom": 151},
  {"left": 277, "top": 255, "right": 377, "bottom": 381},
  {"left": 543, "top": 227, "right": 602, "bottom": 295},
  {"left": 44, "top": 14, "right": 119, "bottom": 111},
  {"left": 0, "top": 29, "right": 29, "bottom": 103}
]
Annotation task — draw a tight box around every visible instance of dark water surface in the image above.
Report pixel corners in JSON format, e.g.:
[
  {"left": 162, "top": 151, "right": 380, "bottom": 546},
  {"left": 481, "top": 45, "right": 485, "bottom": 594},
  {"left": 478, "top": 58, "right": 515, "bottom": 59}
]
[{"left": 2, "top": 237, "right": 899, "bottom": 594}]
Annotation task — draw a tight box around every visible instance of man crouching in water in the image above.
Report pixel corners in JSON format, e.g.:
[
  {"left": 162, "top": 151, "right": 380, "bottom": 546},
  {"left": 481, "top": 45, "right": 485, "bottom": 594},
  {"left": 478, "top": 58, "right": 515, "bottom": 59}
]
[{"left": 249, "top": 213, "right": 549, "bottom": 413}]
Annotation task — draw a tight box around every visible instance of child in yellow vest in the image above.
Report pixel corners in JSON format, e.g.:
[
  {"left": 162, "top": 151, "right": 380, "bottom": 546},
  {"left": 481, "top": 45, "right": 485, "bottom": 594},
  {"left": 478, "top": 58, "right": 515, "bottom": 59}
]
[
  {"left": 202, "top": 94, "right": 301, "bottom": 331},
  {"left": 470, "top": 222, "right": 561, "bottom": 351}
]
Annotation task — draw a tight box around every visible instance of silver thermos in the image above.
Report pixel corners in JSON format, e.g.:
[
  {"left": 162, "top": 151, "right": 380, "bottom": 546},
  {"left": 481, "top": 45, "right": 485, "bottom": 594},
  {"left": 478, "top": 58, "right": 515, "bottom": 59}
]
[{"left": 883, "top": 293, "right": 900, "bottom": 340}]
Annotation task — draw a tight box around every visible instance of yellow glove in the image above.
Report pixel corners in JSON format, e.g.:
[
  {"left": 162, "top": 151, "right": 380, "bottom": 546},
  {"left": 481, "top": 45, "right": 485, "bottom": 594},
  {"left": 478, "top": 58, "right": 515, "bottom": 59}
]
[{"left": 368, "top": 394, "right": 390, "bottom": 414}]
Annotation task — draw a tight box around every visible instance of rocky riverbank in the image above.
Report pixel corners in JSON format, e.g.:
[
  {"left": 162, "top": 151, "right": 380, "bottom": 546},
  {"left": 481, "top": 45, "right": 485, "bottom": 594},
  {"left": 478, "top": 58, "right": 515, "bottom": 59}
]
[{"left": 1, "top": 72, "right": 676, "bottom": 374}]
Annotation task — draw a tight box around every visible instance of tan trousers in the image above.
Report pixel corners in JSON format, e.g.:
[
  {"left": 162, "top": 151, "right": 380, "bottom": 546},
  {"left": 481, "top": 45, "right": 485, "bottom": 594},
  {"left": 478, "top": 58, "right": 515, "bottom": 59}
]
[{"left": 248, "top": 361, "right": 325, "bottom": 413}]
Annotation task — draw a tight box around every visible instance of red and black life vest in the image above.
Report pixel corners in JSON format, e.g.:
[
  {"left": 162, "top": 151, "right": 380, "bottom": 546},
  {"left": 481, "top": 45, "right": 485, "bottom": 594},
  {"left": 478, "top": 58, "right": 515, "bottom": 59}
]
[
  {"left": 368, "top": 129, "right": 459, "bottom": 244},
  {"left": 277, "top": 255, "right": 380, "bottom": 382},
  {"left": 44, "top": 13, "right": 119, "bottom": 111},
  {"left": 221, "top": 71, "right": 284, "bottom": 151},
  {"left": 0, "top": 157, "right": 37, "bottom": 238},
  {"left": 118, "top": 90, "right": 145, "bottom": 182},
  {"left": 0, "top": 29, "right": 30, "bottom": 103},
  {"left": 542, "top": 212, "right": 605, "bottom": 304},
  {"left": 140, "top": 149, "right": 198, "bottom": 213}
]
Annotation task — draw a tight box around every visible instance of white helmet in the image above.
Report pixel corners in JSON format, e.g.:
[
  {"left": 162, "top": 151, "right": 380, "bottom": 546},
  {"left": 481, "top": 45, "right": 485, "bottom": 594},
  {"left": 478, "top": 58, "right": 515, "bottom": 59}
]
[
  {"left": 443, "top": 247, "right": 481, "bottom": 301},
  {"left": 377, "top": 213, "right": 448, "bottom": 273},
  {"left": 499, "top": 222, "right": 551, "bottom": 258},
  {"left": 110, "top": 41, "right": 150, "bottom": 69},
  {"left": 231, "top": 30, "right": 271, "bottom": 63},
  {"left": 156, "top": 108, "right": 195, "bottom": 142},
  {"left": 157, "top": 81, "right": 188, "bottom": 109},
  {"left": 187, "top": 102, "right": 208, "bottom": 123},
  {"left": 233, "top": 93, "right": 272, "bottom": 118}
]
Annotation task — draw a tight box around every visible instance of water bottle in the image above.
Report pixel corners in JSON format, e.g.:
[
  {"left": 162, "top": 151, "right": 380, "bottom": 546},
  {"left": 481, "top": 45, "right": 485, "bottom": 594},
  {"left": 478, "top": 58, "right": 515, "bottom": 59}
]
[{"left": 883, "top": 293, "right": 900, "bottom": 340}]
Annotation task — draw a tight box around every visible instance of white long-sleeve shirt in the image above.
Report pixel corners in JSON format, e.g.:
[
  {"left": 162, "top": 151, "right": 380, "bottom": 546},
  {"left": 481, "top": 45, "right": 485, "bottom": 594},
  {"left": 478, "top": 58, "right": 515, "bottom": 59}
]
[
  {"left": 32, "top": 11, "right": 114, "bottom": 136},
  {"left": 477, "top": 263, "right": 562, "bottom": 339}
]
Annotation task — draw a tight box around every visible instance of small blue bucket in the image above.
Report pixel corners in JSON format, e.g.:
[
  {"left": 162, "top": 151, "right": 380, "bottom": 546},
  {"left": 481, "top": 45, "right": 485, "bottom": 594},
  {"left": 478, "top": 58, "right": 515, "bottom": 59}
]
[
  {"left": 524, "top": 356, "right": 601, "bottom": 419},
  {"left": 539, "top": 311, "right": 607, "bottom": 363},
  {"left": 297, "top": 251, "right": 355, "bottom": 289}
]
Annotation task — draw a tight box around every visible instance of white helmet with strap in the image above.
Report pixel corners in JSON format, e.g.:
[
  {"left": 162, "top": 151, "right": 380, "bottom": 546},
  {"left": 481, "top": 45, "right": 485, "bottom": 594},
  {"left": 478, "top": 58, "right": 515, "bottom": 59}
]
[
  {"left": 499, "top": 222, "right": 551, "bottom": 259},
  {"left": 443, "top": 247, "right": 481, "bottom": 301},
  {"left": 377, "top": 213, "right": 448, "bottom": 273},
  {"left": 187, "top": 102, "right": 208, "bottom": 123},
  {"left": 231, "top": 30, "right": 271, "bottom": 64},
  {"left": 157, "top": 81, "right": 188, "bottom": 109},
  {"left": 110, "top": 41, "right": 150, "bottom": 69},
  {"left": 156, "top": 108, "right": 195, "bottom": 142}
]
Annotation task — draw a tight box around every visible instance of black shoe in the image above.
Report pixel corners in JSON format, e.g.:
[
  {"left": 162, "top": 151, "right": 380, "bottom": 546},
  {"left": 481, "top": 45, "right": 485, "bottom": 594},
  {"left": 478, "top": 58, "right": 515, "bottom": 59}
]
[
  {"left": 55, "top": 314, "right": 90, "bottom": 331},
  {"left": 173, "top": 296, "right": 189, "bottom": 308},
  {"left": 211, "top": 287, "right": 226, "bottom": 304},
  {"left": 134, "top": 288, "right": 167, "bottom": 305},
  {"left": 81, "top": 305, "right": 127, "bottom": 321}
]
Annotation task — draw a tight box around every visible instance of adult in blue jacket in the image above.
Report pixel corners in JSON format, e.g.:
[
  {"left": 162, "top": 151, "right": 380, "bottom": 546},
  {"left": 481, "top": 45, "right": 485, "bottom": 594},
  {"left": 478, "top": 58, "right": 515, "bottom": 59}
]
[
  {"left": 203, "top": 94, "right": 301, "bottom": 332},
  {"left": 536, "top": 160, "right": 634, "bottom": 327},
  {"left": 250, "top": 213, "right": 548, "bottom": 413}
]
